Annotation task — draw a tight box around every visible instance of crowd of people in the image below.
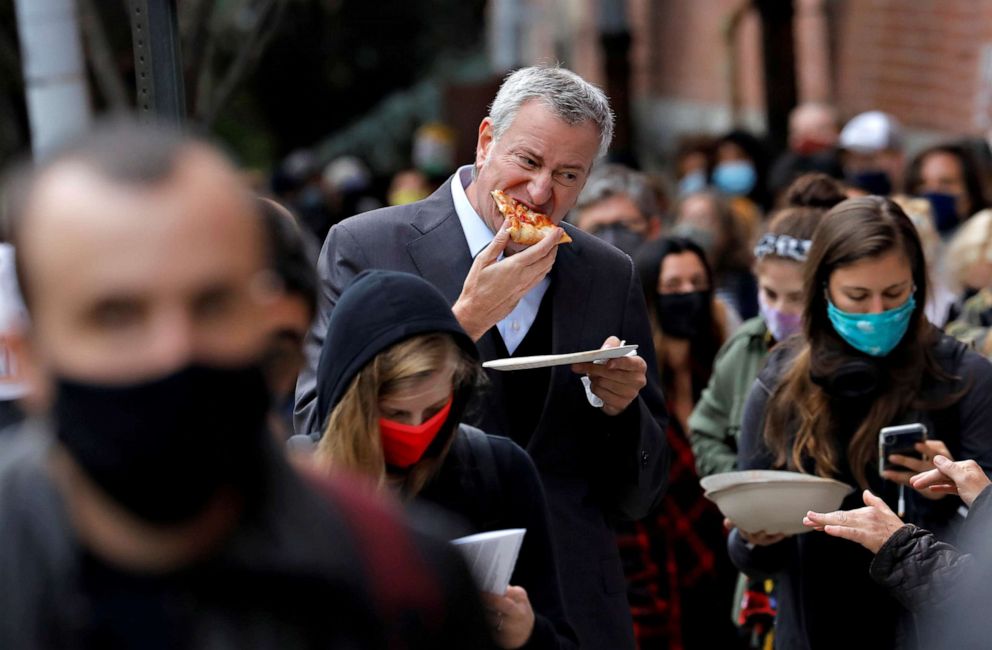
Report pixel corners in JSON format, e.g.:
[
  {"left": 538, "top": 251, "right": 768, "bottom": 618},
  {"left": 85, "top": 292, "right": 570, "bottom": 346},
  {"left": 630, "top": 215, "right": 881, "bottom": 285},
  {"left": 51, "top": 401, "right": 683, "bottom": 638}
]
[{"left": 1, "top": 63, "right": 992, "bottom": 649}]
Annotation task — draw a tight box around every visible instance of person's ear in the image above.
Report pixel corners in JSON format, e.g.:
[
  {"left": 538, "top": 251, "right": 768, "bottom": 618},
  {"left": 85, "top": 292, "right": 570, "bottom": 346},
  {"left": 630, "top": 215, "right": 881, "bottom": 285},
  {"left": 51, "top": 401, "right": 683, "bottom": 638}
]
[
  {"left": 645, "top": 215, "right": 662, "bottom": 240},
  {"left": 9, "top": 330, "right": 51, "bottom": 412},
  {"left": 475, "top": 118, "right": 495, "bottom": 170}
]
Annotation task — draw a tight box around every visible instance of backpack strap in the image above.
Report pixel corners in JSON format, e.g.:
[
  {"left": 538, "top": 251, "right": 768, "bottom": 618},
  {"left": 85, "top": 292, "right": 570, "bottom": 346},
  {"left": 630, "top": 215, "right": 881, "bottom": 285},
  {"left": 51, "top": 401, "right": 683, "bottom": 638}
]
[{"left": 458, "top": 426, "right": 505, "bottom": 529}]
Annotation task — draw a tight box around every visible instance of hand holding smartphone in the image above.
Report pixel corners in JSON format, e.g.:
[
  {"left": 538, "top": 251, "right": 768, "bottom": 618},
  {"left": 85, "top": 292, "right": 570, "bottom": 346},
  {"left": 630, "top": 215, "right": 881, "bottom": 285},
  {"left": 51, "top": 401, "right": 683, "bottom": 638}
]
[{"left": 878, "top": 423, "right": 928, "bottom": 475}]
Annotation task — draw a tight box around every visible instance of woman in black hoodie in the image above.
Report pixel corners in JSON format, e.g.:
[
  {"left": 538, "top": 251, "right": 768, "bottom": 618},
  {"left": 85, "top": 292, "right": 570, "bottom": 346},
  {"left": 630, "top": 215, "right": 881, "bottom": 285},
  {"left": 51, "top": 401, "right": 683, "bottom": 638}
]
[{"left": 303, "top": 269, "right": 577, "bottom": 650}]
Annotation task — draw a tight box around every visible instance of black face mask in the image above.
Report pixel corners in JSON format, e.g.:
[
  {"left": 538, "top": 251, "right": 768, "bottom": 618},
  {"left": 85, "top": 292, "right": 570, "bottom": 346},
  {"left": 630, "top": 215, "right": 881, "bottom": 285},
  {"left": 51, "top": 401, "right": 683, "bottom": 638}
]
[
  {"left": 849, "top": 170, "right": 893, "bottom": 196},
  {"left": 54, "top": 362, "right": 271, "bottom": 525},
  {"left": 591, "top": 223, "right": 646, "bottom": 257},
  {"left": 655, "top": 291, "right": 709, "bottom": 340}
]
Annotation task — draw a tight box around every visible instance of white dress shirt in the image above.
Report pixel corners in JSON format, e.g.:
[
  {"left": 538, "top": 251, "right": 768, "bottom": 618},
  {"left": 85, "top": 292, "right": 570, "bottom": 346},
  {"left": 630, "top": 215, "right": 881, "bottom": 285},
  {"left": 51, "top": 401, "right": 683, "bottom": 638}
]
[{"left": 450, "top": 165, "right": 550, "bottom": 354}]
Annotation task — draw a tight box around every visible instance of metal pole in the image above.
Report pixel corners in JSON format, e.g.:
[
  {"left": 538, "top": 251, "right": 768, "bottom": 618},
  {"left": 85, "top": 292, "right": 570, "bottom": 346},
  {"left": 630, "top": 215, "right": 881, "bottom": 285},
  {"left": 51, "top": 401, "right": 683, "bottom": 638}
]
[
  {"left": 13, "top": 0, "right": 92, "bottom": 158},
  {"left": 129, "top": 0, "right": 186, "bottom": 123},
  {"left": 599, "top": 0, "right": 631, "bottom": 159},
  {"left": 755, "top": 0, "right": 797, "bottom": 156}
]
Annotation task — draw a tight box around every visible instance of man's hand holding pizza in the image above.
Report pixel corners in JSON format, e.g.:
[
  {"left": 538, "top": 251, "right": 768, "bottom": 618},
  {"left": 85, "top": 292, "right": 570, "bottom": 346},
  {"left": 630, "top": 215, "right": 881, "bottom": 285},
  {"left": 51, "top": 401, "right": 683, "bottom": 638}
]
[
  {"left": 452, "top": 222, "right": 561, "bottom": 341},
  {"left": 572, "top": 336, "right": 648, "bottom": 416}
]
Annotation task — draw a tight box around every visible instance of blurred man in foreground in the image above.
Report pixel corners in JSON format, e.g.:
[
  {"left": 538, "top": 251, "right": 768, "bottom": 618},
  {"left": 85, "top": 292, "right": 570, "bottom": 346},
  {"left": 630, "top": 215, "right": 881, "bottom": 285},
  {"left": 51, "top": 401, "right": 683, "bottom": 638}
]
[{"left": 0, "top": 123, "right": 490, "bottom": 649}]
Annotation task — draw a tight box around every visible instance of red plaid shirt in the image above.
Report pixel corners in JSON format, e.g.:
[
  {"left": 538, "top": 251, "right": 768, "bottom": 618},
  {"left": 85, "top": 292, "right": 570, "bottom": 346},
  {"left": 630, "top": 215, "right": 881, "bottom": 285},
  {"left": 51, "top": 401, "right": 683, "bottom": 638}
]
[{"left": 616, "top": 417, "right": 741, "bottom": 649}]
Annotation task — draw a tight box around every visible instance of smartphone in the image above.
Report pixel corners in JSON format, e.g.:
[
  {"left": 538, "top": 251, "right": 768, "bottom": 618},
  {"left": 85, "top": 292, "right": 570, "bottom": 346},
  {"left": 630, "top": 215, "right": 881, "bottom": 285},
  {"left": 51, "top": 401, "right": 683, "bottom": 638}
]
[{"left": 878, "top": 423, "right": 928, "bottom": 474}]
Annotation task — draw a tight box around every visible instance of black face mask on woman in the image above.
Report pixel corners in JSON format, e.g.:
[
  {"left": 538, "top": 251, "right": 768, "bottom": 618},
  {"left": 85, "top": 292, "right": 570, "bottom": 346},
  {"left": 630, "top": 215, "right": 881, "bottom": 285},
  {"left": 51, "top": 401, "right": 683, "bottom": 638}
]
[
  {"left": 53, "top": 362, "right": 271, "bottom": 524},
  {"left": 655, "top": 291, "right": 709, "bottom": 340}
]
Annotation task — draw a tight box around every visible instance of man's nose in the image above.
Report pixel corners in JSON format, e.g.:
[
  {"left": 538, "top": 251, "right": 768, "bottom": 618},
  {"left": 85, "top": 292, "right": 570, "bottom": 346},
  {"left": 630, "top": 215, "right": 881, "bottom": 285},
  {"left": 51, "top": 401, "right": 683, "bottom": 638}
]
[
  {"left": 149, "top": 311, "right": 196, "bottom": 372},
  {"left": 527, "top": 170, "right": 553, "bottom": 207}
]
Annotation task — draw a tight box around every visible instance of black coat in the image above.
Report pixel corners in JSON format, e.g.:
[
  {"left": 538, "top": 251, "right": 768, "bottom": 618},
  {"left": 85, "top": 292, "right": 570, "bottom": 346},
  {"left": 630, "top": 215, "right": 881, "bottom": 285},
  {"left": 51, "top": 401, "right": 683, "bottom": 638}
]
[
  {"left": 871, "top": 485, "right": 992, "bottom": 649},
  {"left": 420, "top": 426, "right": 578, "bottom": 649},
  {"left": 0, "top": 422, "right": 493, "bottom": 649}
]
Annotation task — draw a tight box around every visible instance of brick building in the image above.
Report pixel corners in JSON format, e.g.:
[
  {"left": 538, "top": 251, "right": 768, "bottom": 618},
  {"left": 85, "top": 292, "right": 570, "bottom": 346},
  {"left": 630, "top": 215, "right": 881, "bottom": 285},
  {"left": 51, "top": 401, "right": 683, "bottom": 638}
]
[{"left": 495, "top": 0, "right": 992, "bottom": 168}]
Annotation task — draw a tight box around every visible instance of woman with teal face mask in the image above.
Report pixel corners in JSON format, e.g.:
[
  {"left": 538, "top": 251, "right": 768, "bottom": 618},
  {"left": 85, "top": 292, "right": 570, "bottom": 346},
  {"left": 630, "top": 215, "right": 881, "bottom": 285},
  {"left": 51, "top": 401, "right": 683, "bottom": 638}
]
[{"left": 725, "top": 196, "right": 992, "bottom": 649}]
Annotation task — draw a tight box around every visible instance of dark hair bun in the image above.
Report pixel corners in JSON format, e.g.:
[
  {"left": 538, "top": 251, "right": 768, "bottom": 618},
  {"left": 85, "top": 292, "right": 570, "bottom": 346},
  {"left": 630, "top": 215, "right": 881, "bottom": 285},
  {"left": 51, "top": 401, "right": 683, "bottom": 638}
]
[{"left": 784, "top": 173, "right": 847, "bottom": 210}]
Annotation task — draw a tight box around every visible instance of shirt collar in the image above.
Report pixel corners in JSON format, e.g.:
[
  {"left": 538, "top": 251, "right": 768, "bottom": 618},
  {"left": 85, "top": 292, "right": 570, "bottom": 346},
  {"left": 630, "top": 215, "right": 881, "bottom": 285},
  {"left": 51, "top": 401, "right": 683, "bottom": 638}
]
[{"left": 451, "top": 165, "right": 494, "bottom": 258}]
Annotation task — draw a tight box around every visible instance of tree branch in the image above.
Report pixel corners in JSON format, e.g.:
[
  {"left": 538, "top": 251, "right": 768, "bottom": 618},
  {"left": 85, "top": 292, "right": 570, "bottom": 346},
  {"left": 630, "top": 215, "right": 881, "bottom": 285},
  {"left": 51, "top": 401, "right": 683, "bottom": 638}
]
[
  {"left": 180, "top": 0, "right": 214, "bottom": 107},
  {"left": 198, "top": 0, "right": 289, "bottom": 127},
  {"left": 78, "top": 0, "right": 130, "bottom": 110}
]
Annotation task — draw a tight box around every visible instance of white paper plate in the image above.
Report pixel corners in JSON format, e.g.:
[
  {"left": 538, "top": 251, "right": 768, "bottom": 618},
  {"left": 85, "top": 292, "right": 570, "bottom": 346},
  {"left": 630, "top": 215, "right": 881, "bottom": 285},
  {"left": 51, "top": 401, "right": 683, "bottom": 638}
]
[
  {"left": 482, "top": 344, "right": 639, "bottom": 371},
  {"left": 703, "top": 474, "right": 855, "bottom": 536}
]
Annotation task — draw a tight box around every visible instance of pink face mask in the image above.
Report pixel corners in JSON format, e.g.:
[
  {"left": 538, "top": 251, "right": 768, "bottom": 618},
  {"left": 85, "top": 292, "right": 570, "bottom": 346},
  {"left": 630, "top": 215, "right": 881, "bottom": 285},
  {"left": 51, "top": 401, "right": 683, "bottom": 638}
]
[
  {"left": 378, "top": 396, "right": 453, "bottom": 468},
  {"left": 759, "top": 294, "right": 803, "bottom": 342}
]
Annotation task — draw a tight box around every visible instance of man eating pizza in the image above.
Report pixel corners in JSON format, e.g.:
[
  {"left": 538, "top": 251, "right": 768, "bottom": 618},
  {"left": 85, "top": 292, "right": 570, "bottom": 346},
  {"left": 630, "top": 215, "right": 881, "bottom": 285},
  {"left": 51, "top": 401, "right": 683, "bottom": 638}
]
[{"left": 295, "top": 65, "right": 671, "bottom": 649}]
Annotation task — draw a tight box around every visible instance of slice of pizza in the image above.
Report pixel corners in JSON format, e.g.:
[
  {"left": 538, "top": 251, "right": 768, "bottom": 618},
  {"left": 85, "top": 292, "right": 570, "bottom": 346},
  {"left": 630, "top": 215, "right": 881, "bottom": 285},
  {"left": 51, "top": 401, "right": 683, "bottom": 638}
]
[{"left": 490, "top": 189, "right": 572, "bottom": 246}]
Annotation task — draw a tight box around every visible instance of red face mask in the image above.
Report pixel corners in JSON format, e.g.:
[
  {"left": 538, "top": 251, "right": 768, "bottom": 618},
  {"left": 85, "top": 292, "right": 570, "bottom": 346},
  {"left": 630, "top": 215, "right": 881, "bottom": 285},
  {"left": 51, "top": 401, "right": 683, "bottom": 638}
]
[
  {"left": 378, "top": 396, "right": 453, "bottom": 468},
  {"left": 793, "top": 137, "right": 833, "bottom": 157}
]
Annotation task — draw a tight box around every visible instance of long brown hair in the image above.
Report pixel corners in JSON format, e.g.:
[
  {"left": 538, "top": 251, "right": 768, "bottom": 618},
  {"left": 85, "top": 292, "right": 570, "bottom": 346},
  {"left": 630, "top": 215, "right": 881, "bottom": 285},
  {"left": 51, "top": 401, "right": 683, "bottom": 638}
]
[
  {"left": 315, "top": 333, "right": 481, "bottom": 496},
  {"left": 763, "top": 196, "right": 955, "bottom": 488}
]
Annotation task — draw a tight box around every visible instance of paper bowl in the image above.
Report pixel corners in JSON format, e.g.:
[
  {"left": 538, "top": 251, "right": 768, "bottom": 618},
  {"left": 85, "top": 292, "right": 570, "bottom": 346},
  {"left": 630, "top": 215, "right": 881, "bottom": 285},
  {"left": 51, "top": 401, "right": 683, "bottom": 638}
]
[
  {"left": 699, "top": 469, "right": 831, "bottom": 494},
  {"left": 702, "top": 471, "right": 855, "bottom": 535}
]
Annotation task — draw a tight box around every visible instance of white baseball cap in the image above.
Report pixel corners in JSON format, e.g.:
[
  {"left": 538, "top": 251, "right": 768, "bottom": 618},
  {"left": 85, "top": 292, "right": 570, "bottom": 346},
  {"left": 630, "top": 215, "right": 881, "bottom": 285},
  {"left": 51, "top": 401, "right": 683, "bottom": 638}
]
[{"left": 839, "top": 111, "right": 903, "bottom": 153}]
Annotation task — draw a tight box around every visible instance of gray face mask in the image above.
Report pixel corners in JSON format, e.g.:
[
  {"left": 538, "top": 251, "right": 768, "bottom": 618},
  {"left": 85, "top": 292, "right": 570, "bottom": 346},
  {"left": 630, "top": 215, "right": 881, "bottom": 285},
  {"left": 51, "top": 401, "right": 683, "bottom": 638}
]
[
  {"left": 671, "top": 223, "right": 718, "bottom": 257},
  {"left": 591, "top": 223, "right": 646, "bottom": 256}
]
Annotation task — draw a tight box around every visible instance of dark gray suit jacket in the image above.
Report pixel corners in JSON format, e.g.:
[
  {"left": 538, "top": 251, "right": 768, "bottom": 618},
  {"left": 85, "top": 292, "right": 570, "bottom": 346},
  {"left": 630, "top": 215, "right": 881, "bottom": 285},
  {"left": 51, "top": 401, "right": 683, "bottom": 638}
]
[{"left": 295, "top": 178, "right": 671, "bottom": 649}]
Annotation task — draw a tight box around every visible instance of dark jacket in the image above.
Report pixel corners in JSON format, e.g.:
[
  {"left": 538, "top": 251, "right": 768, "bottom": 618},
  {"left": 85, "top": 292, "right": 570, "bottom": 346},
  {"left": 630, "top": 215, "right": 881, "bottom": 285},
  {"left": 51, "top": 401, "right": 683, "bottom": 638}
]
[
  {"left": 421, "top": 426, "right": 579, "bottom": 649},
  {"left": 295, "top": 175, "right": 671, "bottom": 649},
  {"left": 870, "top": 484, "right": 992, "bottom": 649},
  {"left": 0, "top": 421, "right": 492, "bottom": 649},
  {"left": 728, "top": 333, "right": 992, "bottom": 650},
  {"left": 309, "top": 269, "right": 577, "bottom": 649}
]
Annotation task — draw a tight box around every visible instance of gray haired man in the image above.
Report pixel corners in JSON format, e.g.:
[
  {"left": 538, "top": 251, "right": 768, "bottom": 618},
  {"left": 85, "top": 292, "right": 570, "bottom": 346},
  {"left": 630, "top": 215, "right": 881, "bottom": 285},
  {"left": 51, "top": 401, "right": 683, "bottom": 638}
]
[
  {"left": 571, "top": 163, "right": 661, "bottom": 256},
  {"left": 296, "top": 66, "right": 671, "bottom": 648}
]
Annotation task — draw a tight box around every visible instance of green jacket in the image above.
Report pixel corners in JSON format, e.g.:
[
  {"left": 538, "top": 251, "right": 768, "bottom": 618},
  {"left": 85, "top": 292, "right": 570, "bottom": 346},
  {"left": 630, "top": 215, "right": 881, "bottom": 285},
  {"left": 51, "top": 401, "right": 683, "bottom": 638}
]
[
  {"left": 946, "top": 288, "right": 992, "bottom": 356},
  {"left": 688, "top": 316, "right": 771, "bottom": 477}
]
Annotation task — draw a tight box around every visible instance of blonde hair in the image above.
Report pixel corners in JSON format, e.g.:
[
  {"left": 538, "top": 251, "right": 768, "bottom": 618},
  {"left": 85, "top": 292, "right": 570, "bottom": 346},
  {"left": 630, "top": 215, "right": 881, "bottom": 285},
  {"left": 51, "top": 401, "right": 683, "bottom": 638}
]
[
  {"left": 892, "top": 194, "right": 941, "bottom": 271},
  {"left": 315, "top": 333, "right": 479, "bottom": 496},
  {"left": 945, "top": 208, "right": 992, "bottom": 292}
]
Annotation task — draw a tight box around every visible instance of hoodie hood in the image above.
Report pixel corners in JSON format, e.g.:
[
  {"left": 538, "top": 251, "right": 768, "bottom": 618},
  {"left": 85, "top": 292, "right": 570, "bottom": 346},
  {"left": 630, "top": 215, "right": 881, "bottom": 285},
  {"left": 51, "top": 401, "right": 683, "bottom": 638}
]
[{"left": 314, "top": 270, "right": 478, "bottom": 436}]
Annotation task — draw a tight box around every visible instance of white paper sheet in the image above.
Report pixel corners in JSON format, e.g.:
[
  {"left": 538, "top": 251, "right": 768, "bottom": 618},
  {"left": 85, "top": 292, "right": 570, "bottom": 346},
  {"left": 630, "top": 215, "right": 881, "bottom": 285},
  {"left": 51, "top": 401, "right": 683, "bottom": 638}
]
[{"left": 451, "top": 528, "right": 526, "bottom": 595}]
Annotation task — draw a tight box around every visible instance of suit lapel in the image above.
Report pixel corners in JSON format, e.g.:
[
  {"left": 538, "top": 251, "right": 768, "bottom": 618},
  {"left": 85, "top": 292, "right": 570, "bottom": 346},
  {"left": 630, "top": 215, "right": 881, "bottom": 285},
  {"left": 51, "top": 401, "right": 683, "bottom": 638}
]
[
  {"left": 405, "top": 176, "right": 505, "bottom": 365},
  {"left": 549, "top": 235, "right": 593, "bottom": 356},
  {"left": 405, "top": 180, "right": 474, "bottom": 305},
  {"left": 474, "top": 328, "right": 504, "bottom": 362},
  {"left": 534, "top": 232, "right": 594, "bottom": 439}
]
